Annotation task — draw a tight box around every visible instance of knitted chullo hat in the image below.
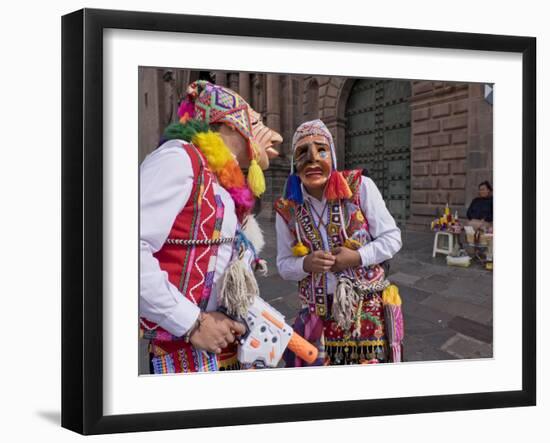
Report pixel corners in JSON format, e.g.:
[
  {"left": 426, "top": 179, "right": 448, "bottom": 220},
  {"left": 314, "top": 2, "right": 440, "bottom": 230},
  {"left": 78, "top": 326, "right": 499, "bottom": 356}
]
[
  {"left": 285, "top": 119, "right": 354, "bottom": 257},
  {"left": 290, "top": 119, "right": 338, "bottom": 171},
  {"left": 285, "top": 119, "right": 351, "bottom": 204},
  {"left": 178, "top": 80, "right": 265, "bottom": 197}
]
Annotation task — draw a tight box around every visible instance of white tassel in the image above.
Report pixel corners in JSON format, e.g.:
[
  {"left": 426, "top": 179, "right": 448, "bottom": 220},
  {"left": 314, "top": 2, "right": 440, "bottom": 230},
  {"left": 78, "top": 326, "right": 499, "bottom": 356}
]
[
  {"left": 219, "top": 258, "right": 259, "bottom": 318},
  {"left": 332, "top": 276, "right": 359, "bottom": 331},
  {"left": 241, "top": 215, "right": 265, "bottom": 253},
  {"left": 254, "top": 258, "right": 268, "bottom": 277}
]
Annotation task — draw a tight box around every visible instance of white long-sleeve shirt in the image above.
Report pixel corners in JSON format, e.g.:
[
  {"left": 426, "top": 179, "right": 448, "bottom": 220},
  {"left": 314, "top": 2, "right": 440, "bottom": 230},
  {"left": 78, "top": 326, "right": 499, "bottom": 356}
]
[
  {"left": 140, "top": 139, "right": 239, "bottom": 337},
  {"left": 276, "top": 176, "right": 402, "bottom": 294}
]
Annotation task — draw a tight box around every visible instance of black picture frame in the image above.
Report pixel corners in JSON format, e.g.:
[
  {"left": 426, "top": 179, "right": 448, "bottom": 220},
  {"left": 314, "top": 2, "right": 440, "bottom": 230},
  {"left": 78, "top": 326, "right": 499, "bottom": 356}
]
[{"left": 61, "top": 8, "right": 536, "bottom": 435}]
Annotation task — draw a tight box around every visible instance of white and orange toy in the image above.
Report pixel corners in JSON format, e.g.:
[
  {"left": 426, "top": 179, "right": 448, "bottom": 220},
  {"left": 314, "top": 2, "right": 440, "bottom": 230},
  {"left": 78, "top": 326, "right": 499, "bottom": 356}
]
[{"left": 237, "top": 296, "right": 318, "bottom": 368}]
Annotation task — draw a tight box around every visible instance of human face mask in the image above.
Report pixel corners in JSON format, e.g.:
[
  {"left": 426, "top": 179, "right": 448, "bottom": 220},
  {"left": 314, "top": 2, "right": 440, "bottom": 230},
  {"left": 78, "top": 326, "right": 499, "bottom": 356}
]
[{"left": 294, "top": 134, "right": 332, "bottom": 194}]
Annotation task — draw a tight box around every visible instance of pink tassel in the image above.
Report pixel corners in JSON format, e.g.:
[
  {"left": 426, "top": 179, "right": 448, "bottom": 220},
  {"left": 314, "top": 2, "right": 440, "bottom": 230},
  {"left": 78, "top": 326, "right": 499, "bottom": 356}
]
[
  {"left": 177, "top": 100, "right": 195, "bottom": 123},
  {"left": 227, "top": 186, "right": 255, "bottom": 220},
  {"left": 325, "top": 170, "right": 352, "bottom": 201}
]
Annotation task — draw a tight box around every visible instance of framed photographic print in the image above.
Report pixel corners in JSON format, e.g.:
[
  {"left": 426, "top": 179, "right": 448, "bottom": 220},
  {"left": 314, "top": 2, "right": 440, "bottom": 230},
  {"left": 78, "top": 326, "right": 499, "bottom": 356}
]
[{"left": 62, "top": 8, "right": 536, "bottom": 435}]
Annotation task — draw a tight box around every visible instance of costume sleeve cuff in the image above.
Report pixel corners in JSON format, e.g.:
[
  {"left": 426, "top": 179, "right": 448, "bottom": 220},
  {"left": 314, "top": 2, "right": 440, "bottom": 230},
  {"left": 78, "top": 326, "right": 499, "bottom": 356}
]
[
  {"left": 158, "top": 300, "right": 201, "bottom": 338},
  {"left": 358, "top": 245, "right": 374, "bottom": 268},
  {"left": 296, "top": 256, "right": 309, "bottom": 280}
]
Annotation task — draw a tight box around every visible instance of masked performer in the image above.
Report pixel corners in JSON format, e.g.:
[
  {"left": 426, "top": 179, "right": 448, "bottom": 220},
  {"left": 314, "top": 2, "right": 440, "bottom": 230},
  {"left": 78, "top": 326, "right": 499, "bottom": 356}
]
[
  {"left": 275, "top": 119, "right": 404, "bottom": 366},
  {"left": 140, "top": 80, "right": 282, "bottom": 373}
]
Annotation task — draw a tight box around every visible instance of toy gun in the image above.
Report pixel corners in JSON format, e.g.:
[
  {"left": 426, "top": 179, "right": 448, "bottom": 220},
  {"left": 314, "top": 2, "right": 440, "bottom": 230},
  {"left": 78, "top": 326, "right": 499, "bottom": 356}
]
[{"left": 232, "top": 296, "right": 318, "bottom": 368}]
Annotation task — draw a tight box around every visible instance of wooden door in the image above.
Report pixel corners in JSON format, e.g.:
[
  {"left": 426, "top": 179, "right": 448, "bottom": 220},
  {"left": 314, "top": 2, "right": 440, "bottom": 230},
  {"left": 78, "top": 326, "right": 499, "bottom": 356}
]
[{"left": 345, "top": 79, "right": 411, "bottom": 226}]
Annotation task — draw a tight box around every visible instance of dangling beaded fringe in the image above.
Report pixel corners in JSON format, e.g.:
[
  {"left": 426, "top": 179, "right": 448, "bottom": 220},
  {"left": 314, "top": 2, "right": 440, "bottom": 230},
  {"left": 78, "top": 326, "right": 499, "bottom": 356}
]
[{"left": 325, "top": 342, "right": 387, "bottom": 365}]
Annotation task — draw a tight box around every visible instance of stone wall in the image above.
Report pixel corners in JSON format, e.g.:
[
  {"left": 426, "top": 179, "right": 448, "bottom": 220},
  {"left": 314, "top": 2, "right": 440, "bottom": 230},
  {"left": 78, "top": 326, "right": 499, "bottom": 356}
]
[{"left": 408, "top": 81, "right": 492, "bottom": 230}]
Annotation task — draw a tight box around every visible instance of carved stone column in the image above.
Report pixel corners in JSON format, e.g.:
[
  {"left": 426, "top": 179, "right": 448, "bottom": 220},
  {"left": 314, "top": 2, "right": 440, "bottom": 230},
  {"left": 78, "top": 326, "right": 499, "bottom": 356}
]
[
  {"left": 214, "top": 71, "right": 227, "bottom": 86},
  {"left": 238, "top": 72, "right": 251, "bottom": 102},
  {"left": 228, "top": 73, "right": 239, "bottom": 92},
  {"left": 266, "top": 74, "right": 281, "bottom": 133}
]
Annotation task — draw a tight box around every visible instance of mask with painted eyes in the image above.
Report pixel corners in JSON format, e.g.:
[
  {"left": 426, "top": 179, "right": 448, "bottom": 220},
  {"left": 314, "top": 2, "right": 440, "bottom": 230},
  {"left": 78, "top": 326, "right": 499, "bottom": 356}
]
[{"left": 294, "top": 134, "right": 333, "bottom": 192}]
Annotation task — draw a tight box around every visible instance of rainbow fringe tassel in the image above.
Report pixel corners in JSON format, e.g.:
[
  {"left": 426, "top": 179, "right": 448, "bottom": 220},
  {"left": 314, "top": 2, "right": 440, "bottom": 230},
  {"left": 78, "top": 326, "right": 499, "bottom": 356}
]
[{"left": 325, "top": 170, "right": 352, "bottom": 201}]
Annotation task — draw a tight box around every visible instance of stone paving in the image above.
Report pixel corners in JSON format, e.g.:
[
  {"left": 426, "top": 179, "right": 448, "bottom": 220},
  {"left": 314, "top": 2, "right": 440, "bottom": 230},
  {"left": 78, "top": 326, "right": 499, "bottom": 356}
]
[{"left": 139, "top": 218, "right": 493, "bottom": 373}]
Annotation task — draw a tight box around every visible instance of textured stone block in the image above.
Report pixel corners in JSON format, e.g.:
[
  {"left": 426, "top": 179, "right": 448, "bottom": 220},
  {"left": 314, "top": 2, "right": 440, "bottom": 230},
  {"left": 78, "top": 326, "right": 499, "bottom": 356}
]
[
  {"left": 412, "top": 108, "right": 430, "bottom": 122},
  {"left": 430, "top": 133, "right": 451, "bottom": 147},
  {"left": 432, "top": 162, "right": 450, "bottom": 175},
  {"left": 468, "top": 151, "right": 489, "bottom": 169},
  {"left": 412, "top": 177, "right": 437, "bottom": 190},
  {"left": 412, "top": 191, "right": 429, "bottom": 203},
  {"left": 413, "top": 148, "right": 439, "bottom": 162},
  {"left": 411, "top": 204, "right": 439, "bottom": 217},
  {"left": 439, "top": 177, "right": 451, "bottom": 189},
  {"left": 452, "top": 131, "right": 468, "bottom": 145},
  {"left": 323, "top": 96, "right": 337, "bottom": 108},
  {"left": 469, "top": 83, "right": 484, "bottom": 98},
  {"left": 429, "top": 191, "right": 449, "bottom": 205},
  {"left": 450, "top": 176, "right": 466, "bottom": 189},
  {"left": 413, "top": 164, "right": 430, "bottom": 176},
  {"left": 412, "top": 135, "right": 429, "bottom": 148},
  {"left": 469, "top": 112, "right": 492, "bottom": 136},
  {"left": 453, "top": 99, "right": 469, "bottom": 114},
  {"left": 412, "top": 81, "right": 434, "bottom": 95},
  {"left": 413, "top": 120, "right": 440, "bottom": 135},
  {"left": 449, "top": 190, "right": 466, "bottom": 205},
  {"left": 442, "top": 115, "right": 468, "bottom": 131},
  {"left": 450, "top": 160, "right": 466, "bottom": 175},
  {"left": 432, "top": 103, "right": 452, "bottom": 118},
  {"left": 440, "top": 146, "right": 467, "bottom": 160}
]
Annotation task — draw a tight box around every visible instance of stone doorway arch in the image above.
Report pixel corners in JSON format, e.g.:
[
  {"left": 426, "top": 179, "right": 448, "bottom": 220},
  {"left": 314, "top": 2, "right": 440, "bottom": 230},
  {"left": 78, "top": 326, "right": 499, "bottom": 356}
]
[{"left": 336, "top": 78, "right": 412, "bottom": 226}]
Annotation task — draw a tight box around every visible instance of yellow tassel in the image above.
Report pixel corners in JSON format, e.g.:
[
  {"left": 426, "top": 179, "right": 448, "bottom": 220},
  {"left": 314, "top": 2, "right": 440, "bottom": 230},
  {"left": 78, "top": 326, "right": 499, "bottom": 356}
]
[
  {"left": 191, "top": 131, "right": 233, "bottom": 172},
  {"left": 292, "top": 242, "right": 310, "bottom": 257},
  {"left": 382, "top": 284, "right": 402, "bottom": 306},
  {"left": 247, "top": 159, "right": 266, "bottom": 197},
  {"left": 344, "top": 238, "right": 362, "bottom": 250}
]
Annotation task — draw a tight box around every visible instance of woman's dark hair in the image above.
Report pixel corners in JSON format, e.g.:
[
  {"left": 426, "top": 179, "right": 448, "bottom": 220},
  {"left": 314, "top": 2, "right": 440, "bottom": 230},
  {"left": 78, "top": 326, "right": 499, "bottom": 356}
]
[{"left": 479, "top": 181, "right": 493, "bottom": 192}]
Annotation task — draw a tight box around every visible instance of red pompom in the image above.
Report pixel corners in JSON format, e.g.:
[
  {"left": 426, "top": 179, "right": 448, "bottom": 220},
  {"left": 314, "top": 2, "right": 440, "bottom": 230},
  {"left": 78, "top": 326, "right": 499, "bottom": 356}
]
[{"left": 325, "top": 171, "right": 352, "bottom": 201}]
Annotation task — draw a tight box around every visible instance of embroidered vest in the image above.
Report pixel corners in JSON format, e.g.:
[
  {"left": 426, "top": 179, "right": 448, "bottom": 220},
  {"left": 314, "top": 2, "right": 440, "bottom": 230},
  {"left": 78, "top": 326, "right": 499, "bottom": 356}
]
[
  {"left": 274, "top": 170, "right": 384, "bottom": 318},
  {"left": 140, "top": 142, "right": 225, "bottom": 341}
]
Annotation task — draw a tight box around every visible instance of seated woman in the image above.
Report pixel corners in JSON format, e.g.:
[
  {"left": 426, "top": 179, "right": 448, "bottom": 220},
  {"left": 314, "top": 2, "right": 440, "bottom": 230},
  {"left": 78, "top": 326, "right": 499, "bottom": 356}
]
[{"left": 466, "top": 181, "right": 493, "bottom": 231}]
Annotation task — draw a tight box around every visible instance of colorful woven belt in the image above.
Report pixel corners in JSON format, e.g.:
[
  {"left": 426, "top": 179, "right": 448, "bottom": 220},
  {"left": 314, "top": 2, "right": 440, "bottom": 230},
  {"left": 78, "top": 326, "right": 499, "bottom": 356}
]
[{"left": 166, "top": 237, "right": 235, "bottom": 246}]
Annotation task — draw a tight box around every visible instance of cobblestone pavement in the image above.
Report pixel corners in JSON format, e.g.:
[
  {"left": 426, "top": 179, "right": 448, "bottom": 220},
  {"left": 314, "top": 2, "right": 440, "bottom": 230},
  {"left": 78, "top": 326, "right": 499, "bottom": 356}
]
[
  {"left": 139, "top": 217, "right": 493, "bottom": 373},
  {"left": 256, "top": 216, "right": 493, "bottom": 363}
]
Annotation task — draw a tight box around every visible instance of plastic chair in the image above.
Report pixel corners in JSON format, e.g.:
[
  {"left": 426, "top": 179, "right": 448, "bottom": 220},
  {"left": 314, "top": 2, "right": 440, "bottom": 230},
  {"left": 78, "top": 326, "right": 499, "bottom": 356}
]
[{"left": 432, "top": 231, "right": 454, "bottom": 257}]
